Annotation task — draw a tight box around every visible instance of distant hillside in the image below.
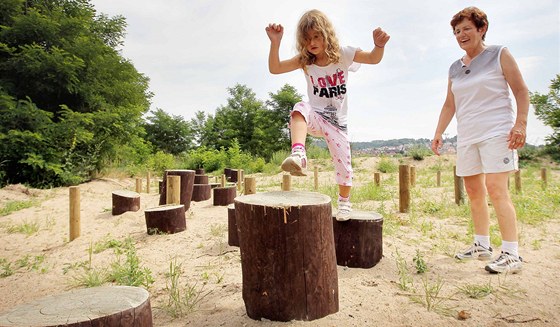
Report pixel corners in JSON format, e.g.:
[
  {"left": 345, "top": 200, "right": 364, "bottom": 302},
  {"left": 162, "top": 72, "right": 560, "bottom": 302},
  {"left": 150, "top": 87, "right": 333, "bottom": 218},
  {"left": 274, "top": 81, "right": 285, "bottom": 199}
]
[{"left": 312, "top": 136, "right": 457, "bottom": 150}]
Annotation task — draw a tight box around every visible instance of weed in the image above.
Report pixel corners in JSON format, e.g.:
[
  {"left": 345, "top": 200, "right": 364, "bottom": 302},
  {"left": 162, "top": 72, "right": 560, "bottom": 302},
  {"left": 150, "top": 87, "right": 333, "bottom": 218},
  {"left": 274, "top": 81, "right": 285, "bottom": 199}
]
[
  {"left": 458, "top": 280, "right": 494, "bottom": 299},
  {"left": 6, "top": 219, "right": 40, "bottom": 236},
  {"left": 0, "top": 258, "right": 14, "bottom": 278},
  {"left": 395, "top": 249, "right": 414, "bottom": 291},
  {"left": 413, "top": 249, "right": 428, "bottom": 274},
  {"left": 0, "top": 200, "right": 35, "bottom": 216},
  {"left": 109, "top": 238, "right": 154, "bottom": 288}
]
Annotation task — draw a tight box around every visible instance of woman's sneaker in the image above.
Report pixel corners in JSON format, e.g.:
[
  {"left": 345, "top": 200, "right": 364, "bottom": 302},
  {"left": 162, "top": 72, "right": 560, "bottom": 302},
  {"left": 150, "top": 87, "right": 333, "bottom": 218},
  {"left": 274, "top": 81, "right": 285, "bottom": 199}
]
[
  {"left": 336, "top": 200, "right": 352, "bottom": 221},
  {"left": 485, "top": 252, "right": 523, "bottom": 274},
  {"left": 455, "top": 242, "right": 493, "bottom": 260},
  {"left": 281, "top": 152, "right": 307, "bottom": 176}
]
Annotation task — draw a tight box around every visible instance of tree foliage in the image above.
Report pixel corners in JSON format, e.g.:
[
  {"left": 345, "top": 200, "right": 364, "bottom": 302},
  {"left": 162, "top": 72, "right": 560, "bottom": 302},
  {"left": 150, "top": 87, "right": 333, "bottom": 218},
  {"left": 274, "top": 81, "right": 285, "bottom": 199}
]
[
  {"left": 144, "top": 108, "right": 193, "bottom": 155},
  {"left": 0, "top": 0, "right": 151, "bottom": 187},
  {"left": 530, "top": 74, "right": 560, "bottom": 160}
]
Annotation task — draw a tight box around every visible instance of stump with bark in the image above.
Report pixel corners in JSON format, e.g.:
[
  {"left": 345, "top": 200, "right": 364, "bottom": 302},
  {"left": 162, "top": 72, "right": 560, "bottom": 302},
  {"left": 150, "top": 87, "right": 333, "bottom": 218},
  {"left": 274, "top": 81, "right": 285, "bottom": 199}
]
[
  {"left": 235, "top": 191, "right": 338, "bottom": 322},
  {"left": 194, "top": 174, "right": 209, "bottom": 184},
  {"left": 192, "top": 184, "right": 212, "bottom": 202},
  {"left": 0, "top": 286, "right": 152, "bottom": 327},
  {"left": 158, "top": 169, "right": 195, "bottom": 210},
  {"left": 195, "top": 168, "right": 205, "bottom": 175},
  {"left": 144, "top": 204, "right": 186, "bottom": 235},
  {"left": 227, "top": 204, "right": 239, "bottom": 247},
  {"left": 111, "top": 190, "right": 141, "bottom": 215},
  {"left": 332, "top": 210, "right": 383, "bottom": 268},
  {"left": 213, "top": 186, "right": 236, "bottom": 206}
]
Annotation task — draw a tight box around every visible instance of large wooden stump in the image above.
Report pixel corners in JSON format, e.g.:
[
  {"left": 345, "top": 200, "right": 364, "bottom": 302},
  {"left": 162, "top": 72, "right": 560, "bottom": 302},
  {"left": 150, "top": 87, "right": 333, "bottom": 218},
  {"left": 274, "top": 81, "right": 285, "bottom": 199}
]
[
  {"left": 112, "top": 190, "right": 141, "bottom": 215},
  {"left": 213, "top": 186, "right": 236, "bottom": 206},
  {"left": 332, "top": 211, "right": 383, "bottom": 268},
  {"left": 192, "top": 184, "right": 212, "bottom": 202},
  {"left": 227, "top": 204, "right": 239, "bottom": 247},
  {"left": 194, "top": 174, "right": 209, "bottom": 184},
  {"left": 235, "top": 191, "right": 338, "bottom": 322},
  {"left": 0, "top": 286, "right": 152, "bottom": 326},
  {"left": 159, "top": 169, "right": 195, "bottom": 210},
  {"left": 144, "top": 204, "right": 186, "bottom": 235}
]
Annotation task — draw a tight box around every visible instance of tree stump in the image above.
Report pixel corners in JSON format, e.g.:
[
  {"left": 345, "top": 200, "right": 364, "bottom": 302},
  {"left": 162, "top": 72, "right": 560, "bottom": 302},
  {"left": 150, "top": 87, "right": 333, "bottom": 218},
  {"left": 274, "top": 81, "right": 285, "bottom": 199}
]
[
  {"left": 0, "top": 286, "right": 152, "bottom": 326},
  {"left": 194, "top": 174, "right": 209, "bottom": 184},
  {"left": 227, "top": 204, "right": 239, "bottom": 247},
  {"left": 225, "top": 168, "right": 238, "bottom": 182},
  {"left": 195, "top": 168, "right": 205, "bottom": 175},
  {"left": 158, "top": 169, "right": 195, "bottom": 210},
  {"left": 144, "top": 204, "right": 186, "bottom": 235},
  {"left": 213, "top": 186, "right": 236, "bottom": 206},
  {"left": 332, "top": 210, "right": 384, "bottom": 268},
  {"left": 192, "top": 184, "right": 211, "bottom": 202},
  {"left": 235, "top": 191, "right": 338, "bottom": 322},
  {"left": 112, "top": 190, "right": 141, "bottom": 215}
]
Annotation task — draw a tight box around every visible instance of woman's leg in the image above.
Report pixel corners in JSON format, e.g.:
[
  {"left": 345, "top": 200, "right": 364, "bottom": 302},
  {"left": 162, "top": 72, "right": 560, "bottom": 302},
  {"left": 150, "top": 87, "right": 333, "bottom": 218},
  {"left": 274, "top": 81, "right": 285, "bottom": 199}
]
[
  {"left": 485, "top": 172, "right": 518, "bottom": 242},
  {"left": 463, "top": 174, "right": 490, "bottom": 236}
]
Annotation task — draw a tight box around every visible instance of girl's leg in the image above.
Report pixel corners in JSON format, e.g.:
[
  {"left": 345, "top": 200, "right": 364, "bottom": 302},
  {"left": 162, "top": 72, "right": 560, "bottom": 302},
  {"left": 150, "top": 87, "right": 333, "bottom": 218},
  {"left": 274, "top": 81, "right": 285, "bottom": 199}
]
[
  {"left": 338, "top": 185, "right": 351, "bottom": 198},
  {"left": 290, "top": 111, "right": 308, "bottom": 145}
]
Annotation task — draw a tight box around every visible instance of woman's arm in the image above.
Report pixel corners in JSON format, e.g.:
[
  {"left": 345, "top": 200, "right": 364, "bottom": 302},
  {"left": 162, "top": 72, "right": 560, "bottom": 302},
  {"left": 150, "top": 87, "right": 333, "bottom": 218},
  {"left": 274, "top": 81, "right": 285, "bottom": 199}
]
[
  {"left": 431, "top": 79, "right": 456, "bottom": 155},
  {"left": 501, "top": 47, "right": 529, "bottom": 149}
]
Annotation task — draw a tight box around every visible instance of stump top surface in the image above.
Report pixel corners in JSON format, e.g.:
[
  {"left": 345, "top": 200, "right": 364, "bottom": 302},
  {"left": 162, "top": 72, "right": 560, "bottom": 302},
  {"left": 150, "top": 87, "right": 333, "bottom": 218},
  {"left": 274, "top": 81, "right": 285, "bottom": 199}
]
[
  {"left": 333, "top": 210, "right": 383, "bottom": 221},
  {"left": 145, "top": 204, "right": 184, "bottom": 212},
  {"left": 165, "top": 169, "right": 195, "bottom": 173},
  {"left": 235, "top": 191, "right": 331, "bottom": 207},
  {"left": 112, "top": 190, "right": 140, "bottom": 197},
  {"left": 0, "top": 286, "right": 149, "bottom": 325}
]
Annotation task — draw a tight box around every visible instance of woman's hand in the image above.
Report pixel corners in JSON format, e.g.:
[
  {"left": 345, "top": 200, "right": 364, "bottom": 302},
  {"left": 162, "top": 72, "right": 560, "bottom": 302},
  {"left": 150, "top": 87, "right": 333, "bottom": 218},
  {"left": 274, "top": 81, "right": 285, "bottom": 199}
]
[
  {"left": 266, "top": 23, "right": 284, "bottom": 44},
  {"left": 431, "top": 135, "right": 443, "bottom": 155},
  {"left": 373, "top": 27, "right": 390, "bottom": 48},
  {"left": 508, "top": 124, "right": 527, "bottom": 149}
]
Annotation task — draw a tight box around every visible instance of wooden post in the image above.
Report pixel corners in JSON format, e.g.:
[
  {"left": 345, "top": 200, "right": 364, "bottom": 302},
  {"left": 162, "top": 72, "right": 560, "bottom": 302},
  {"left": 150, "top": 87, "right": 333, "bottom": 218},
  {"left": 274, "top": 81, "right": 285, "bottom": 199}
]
[
  {"left": 282, "top": 174, "right": 291, "bottom": 191},
  {"left": 235, "top": 191, "right": 338, "bottom": 321},
  {"left": 221, "top": 174, "right": 226, "bottom": 187},
  {"left": 399, "top": 165, "right": 410, "bottom": 213},
  {"left": 69, "top": 186, "right": 80, "bottom": 241},
  {"left": 374, "top": 172, "right": 381, "bottom": 187},
  {"left": 541, "top": 167, "right": 547, "bottom": 190},
  {"left": 237, "top": 169, "right": 244, "bottom": 192},
  {"left": 244, "top": 177, "right": 256, "bottom": 195},
  {"left": 146, "top": 171, "right": 151, "bottom": 194},
  {"left": 453, "top": 166, "right": 465, "bottom": 205},
  {"left": 514, "top": 170, "right": 522, "bottom": 193},
  {"left": 410, "top": 166, "right": 416, "bottom": 187},
  {"left": 135, "top": 178, "right": 142, "bottom": 193},
  {"left": 166, "top": 175, "right": 181, "bottom": 205},
  {"left": 436, "top": 171, "right": 441, "bottom": 187},
  {"left": 314, "top": 166, "right": 319, "bottom": 191},
  {"left": 159, "top": 170, "right": 195, "bottom": 209}
]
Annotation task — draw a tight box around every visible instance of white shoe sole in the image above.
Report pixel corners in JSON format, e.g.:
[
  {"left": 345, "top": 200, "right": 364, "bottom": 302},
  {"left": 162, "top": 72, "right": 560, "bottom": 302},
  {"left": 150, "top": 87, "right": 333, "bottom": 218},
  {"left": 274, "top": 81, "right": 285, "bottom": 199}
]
[{"left": 281, "top": 158, "right": 307, "bottom": 176}]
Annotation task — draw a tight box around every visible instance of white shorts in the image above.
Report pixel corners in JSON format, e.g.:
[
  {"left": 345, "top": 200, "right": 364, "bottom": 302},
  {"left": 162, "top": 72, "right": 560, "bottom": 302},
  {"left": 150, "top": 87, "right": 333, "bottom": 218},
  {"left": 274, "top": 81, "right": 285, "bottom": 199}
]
[{"left": 456, "top": 135, "right": 518, "bottom": 177}]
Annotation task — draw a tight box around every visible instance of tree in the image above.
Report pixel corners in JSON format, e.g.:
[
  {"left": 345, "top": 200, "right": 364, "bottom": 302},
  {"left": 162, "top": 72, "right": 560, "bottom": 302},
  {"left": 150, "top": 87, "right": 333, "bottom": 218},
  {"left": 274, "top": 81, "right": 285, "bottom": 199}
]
[
  {"left": 143, "top": 108, "right": 194, "bottom": 155},
  {"left": 0, "top": 0, "right": 152, "bottom": 187},
  {"left": 530, "top": 74, "right": 560, "bottom": 160}
]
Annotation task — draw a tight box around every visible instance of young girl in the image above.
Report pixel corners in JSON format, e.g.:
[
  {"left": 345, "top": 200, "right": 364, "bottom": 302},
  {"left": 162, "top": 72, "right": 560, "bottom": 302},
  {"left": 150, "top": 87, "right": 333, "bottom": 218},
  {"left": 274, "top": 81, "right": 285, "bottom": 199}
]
[{"left": 266, "top": 9, "right": 390, "bottom": 221}]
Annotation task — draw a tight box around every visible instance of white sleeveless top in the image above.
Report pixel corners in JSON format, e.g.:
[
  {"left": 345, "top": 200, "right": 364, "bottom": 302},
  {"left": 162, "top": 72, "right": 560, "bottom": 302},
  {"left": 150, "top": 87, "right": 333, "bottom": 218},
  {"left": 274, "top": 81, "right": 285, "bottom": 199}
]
[{"left": 449, "top": 45, "right": 514, "bottom": 146}]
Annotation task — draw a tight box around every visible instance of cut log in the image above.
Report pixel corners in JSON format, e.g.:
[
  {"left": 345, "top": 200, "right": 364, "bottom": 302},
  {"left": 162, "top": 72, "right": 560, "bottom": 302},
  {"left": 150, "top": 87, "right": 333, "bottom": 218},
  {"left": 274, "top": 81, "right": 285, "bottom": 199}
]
[
  {"left": 195, "top": 168, "right": 205, "bottom": 175},
  {"left": 235, "top": 191, "right": 338, "bottom": 322},
  {"left": 225, "top": 168, "right": 238, "bottom": 182},
  {"left": 209, "top": 182, "right": 221, "bottom": 189},
  {"left": 0, "top": 286, "right": 152, "bottom": 327},
  {"left": 158, "top": 169, "right": 195, "bottom": 210},
  {"left": 192, "top": 184, "right": 211, "bottom": 202},
  {"left": 194, "top": 174, "right": 209, "bottom": 184},
  {"left": 332, "top": 210, "right": 383, "bottom": 268},
  {"left": 227, "top": 204, "right": 239, "bottom": 247},
  {"left": 213, "top": 186, "right": 236, "bottom": 206},
  {"left": 111, "top": 190, "right": 140, "bottom": 215},
  {"left": 144, "top": 204, "right": 186, "bottom": 235}
]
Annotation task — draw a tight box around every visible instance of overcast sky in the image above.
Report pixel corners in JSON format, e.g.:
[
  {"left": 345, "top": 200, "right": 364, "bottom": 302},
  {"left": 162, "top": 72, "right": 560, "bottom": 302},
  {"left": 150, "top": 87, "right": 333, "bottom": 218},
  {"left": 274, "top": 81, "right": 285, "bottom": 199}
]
[{"left": 90, "top": 0, "right": 558, "bottom": 145}]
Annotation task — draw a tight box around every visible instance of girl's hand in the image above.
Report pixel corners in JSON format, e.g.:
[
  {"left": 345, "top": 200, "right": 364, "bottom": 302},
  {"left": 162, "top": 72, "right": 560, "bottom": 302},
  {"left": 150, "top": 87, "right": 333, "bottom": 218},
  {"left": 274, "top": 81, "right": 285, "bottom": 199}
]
[
  {"left": 373, "top": 27, "right": 390, "bottom": 48},
  {"left": 266, "top": 23, "right": 284, "bottom": 44}
]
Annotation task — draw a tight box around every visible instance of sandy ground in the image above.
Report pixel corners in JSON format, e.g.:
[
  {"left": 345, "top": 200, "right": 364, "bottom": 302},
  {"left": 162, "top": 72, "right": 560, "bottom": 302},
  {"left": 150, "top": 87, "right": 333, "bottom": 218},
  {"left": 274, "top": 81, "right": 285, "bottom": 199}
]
[{"left": 0, "top": 156, "right": 559, "bottom": 326}]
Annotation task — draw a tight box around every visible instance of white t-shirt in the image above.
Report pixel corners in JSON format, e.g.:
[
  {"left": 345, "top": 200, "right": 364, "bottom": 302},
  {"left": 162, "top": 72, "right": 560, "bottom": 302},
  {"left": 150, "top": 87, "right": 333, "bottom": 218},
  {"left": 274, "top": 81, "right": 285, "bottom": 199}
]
[
  {"left": 303, "top": 46, "right": 360, "bottom": 132},
  {"left": 450, "top": 45, "right": 515, "bottom": 147}
]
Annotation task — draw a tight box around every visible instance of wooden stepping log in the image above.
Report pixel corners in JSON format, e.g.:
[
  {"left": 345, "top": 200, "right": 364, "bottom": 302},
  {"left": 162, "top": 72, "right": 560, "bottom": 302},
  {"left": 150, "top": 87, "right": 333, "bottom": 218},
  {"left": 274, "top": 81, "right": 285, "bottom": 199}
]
[
  {"left": 195, "top": 168, "right": 205, "bottom": 175},
  {"left": 158, "top": 169, "right": 195, "bottom": 210},
  {"left": 144, "top": 204, "right": 186, "bottom": 235},
  {"left": 194, "top": 174, "right": 209, "bottom": 184},
  {"left": 227, "top": 204, "right": 239, "bottom": 247},
  {"left": 235, "top": 191, "right": 338, "bottom": 322},
  {"left": 111, "top": 190, "right": 141, "bottom": 215},
  {"left": 0, "top": 286, "right": 152, "bottom": 326},
  {"left": 192, "top": 184, "right": 211, "bottom": 202},
  {"left": 332, "top": 210, "right": 383, "bottom": 268},
  {"left": 213, "top": 186, "right": 236, "bottom": 206}
]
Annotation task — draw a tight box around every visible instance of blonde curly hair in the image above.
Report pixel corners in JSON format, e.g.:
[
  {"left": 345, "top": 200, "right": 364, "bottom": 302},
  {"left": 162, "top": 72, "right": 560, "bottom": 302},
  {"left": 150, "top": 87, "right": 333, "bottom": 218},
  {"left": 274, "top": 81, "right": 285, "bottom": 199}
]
[{"left": 296, "top": 9, "right": 341, "bottom": 69}]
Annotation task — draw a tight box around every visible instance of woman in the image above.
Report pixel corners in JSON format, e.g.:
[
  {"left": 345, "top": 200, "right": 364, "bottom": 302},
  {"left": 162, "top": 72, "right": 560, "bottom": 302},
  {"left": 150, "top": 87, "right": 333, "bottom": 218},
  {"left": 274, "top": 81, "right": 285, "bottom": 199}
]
[{"left": 431, "top": 7, "right": 529, "bottom": 274}]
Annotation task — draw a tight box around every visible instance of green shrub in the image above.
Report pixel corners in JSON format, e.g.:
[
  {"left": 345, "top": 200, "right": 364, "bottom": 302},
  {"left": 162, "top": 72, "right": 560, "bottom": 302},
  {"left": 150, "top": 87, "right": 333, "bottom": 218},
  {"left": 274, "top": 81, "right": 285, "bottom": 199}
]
[
  {"left": 407, "top": 145, "right": 432, "bottom": 161},
  {"left": 376, "top": 156, "right": 397, "bottom": 173}
]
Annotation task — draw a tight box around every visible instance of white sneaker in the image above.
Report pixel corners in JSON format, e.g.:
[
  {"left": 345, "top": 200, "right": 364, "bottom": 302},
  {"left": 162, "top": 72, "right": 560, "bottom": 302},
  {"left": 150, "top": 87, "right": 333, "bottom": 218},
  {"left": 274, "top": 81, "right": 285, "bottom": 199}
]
[
  {"left": 281, "top": 152, "right": 307, "bottom": 176},
  {"left": 485, "top": 252, "right": 523, "bottom": 274},
  {"left": 336, "top": 200, "right": 352, "bottom": 221}
]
